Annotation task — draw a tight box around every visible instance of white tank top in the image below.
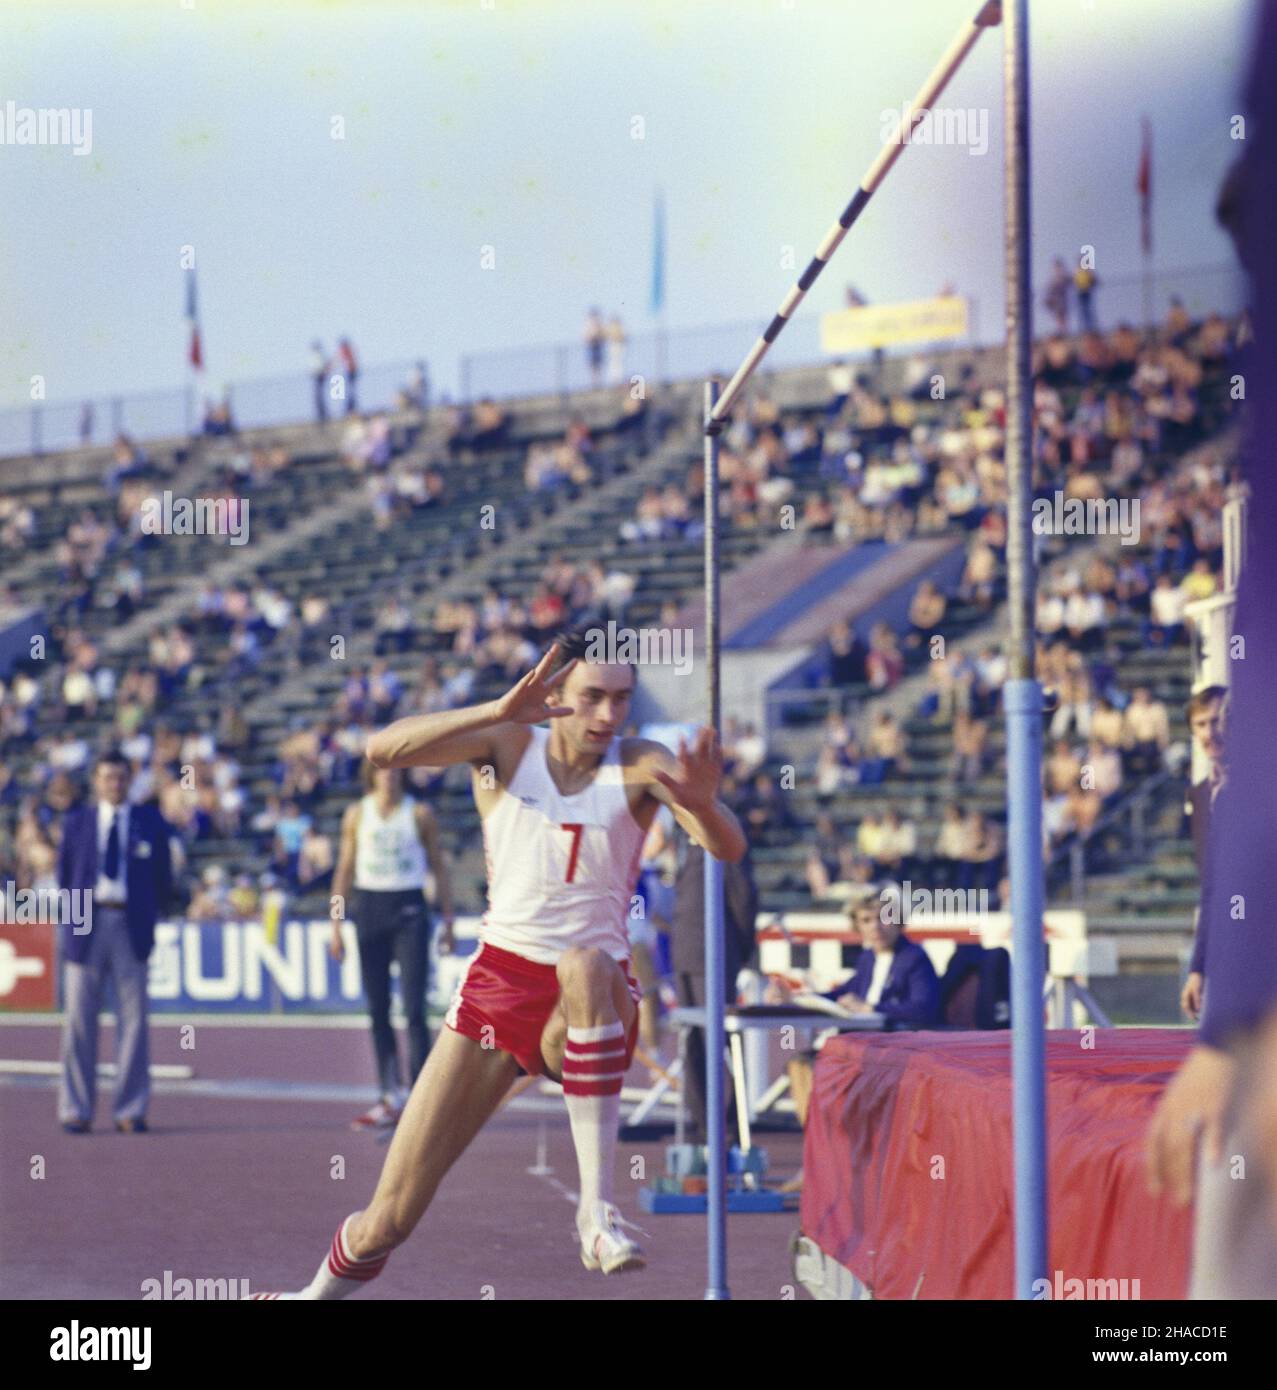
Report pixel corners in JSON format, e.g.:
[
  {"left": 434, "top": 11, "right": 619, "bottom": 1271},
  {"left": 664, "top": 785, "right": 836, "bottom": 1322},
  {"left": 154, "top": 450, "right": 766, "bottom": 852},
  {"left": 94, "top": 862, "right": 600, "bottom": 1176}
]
[
  {"left": 353, "top": 794, "right": 429, "bottom": 892},
  {"left": 479, "top": 725, "right": 647, "bottom": 964}
]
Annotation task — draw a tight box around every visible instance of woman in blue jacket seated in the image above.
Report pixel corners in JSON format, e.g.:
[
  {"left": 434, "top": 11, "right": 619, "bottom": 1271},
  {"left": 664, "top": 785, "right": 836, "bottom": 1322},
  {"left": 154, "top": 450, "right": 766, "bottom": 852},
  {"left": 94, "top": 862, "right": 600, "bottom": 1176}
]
[
  {"left": 778, "top": 890, "right": 940, "bottom": 1192},
  {"left": 824, "top": 890, "right": 941, "bottom": 1025}
]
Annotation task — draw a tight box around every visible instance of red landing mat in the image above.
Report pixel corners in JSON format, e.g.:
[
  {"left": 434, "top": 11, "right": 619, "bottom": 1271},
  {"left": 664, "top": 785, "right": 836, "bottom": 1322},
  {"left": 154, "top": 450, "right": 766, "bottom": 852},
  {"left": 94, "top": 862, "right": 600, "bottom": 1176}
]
[{"left": 801, "top": 1028, "right": 1195, "bottom": 1299}]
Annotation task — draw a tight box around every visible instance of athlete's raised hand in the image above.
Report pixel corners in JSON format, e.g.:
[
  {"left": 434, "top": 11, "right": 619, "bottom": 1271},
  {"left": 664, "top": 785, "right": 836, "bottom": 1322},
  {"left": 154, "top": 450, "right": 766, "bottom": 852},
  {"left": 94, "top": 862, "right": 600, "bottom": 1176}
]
[
  {"left": 494, "top": 643, "right": 577, "bottom": 724},
  {"left": 651, "top": 725, "right": 723, "bottom": 814}
]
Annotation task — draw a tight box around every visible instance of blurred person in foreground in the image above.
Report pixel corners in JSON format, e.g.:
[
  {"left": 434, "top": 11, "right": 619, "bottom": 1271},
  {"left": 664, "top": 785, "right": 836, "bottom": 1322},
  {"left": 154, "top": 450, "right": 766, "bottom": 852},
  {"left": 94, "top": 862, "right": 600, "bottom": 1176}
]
[{"left": 1145, "top": 11, "right": 1277, "bottom": 1297}]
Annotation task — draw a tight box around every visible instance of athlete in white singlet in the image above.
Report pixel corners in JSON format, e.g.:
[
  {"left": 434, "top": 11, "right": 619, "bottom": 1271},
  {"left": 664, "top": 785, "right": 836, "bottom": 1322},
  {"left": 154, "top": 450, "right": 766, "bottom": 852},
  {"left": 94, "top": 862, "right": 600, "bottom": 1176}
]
[
  {"left": 472, "top": 722, "right": 647, "bottom": 964},
  {"left": 250, "top": 632, "right": 744, "bottom": 1296},
  {"left": 330, "top": 763, "right": 453, "bottom": 1131}
]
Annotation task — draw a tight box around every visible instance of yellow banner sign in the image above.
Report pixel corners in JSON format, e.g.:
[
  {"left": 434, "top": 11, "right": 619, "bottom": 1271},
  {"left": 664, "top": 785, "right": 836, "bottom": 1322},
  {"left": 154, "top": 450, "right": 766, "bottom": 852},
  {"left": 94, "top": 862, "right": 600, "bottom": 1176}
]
[{"left": 821, "top": 295, "right": 969, "bottom": 353}]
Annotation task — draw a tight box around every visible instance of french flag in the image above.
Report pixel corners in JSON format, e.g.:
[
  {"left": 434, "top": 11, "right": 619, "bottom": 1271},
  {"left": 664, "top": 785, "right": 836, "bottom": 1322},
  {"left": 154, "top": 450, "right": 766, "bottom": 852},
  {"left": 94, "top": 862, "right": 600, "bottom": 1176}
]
[{"left": 186, "top": 270, "right": 203, "bottom": 371}]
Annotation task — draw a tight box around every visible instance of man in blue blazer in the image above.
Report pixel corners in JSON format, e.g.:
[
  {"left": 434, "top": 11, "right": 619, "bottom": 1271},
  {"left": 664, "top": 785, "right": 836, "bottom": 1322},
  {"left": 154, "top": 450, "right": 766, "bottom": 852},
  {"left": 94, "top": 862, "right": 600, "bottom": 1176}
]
[
  {"left": 57, "top": 750, "right": 174, "bottom": 1133},
  {"left": 826, "top": 891, "right": 941, "bottom": 1026}
]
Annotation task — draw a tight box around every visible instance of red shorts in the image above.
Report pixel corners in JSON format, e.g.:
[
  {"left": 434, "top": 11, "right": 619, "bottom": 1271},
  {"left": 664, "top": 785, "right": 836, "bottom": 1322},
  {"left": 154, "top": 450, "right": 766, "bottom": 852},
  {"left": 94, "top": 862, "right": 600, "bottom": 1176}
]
[{"left": 445, "top": 942, "right": 642, "bottom": 1079}]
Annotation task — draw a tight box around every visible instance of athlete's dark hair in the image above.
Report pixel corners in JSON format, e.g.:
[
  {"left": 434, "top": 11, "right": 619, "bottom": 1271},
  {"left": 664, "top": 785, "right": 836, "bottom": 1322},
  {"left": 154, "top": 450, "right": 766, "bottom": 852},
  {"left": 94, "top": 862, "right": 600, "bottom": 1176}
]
[{"left": 548, "top": 625, "right": 637, "bottom": 687}]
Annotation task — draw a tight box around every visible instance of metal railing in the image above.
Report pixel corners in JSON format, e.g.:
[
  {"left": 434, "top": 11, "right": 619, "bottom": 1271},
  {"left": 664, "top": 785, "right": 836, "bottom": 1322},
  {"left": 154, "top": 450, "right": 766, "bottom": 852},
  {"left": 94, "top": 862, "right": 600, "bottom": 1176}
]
[
  {"left": 0, "top": 262, "right": 1245, "bottom": 462},
  {"left": 1051, "top": 766, "right": 1180, "bottom": 904}
]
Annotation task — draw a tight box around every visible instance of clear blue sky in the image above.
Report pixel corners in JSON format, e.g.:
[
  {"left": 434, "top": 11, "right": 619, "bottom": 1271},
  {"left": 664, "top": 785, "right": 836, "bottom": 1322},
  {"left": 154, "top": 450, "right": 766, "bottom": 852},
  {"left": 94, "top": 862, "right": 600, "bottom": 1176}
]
[{"left": 0, "top": 0, "right": 1254, "bottom": 410}]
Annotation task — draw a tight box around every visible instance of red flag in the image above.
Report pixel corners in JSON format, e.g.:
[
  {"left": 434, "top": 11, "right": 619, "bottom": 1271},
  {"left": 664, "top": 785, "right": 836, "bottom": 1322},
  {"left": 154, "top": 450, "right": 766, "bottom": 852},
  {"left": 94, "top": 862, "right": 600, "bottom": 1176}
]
[
  {"left": 1137, "top": 117, "right": 1152, "bottom": 256},
  {"left": 185, "top": 270, "right": 203, "bottom": 372}
]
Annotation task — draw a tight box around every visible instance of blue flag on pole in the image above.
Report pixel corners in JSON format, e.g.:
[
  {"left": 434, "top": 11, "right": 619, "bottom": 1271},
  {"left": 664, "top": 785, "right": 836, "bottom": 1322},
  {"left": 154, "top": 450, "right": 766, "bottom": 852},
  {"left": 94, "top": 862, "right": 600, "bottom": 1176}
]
[{"left": 650, "top": 189, "right": 665, "bottom": 315}]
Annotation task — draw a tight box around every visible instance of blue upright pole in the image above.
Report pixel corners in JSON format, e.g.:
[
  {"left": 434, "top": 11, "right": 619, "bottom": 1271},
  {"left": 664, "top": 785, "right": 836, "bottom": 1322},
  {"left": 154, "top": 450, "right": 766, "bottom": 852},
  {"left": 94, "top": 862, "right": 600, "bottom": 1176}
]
[
  {"left": 1003, "top": 0, "right": 1048, "bottom": 1299},
  {"left": 702, "top": 379, "right": 729, "bottom": 1301},
  {"left": 1005, "top": 681, "right": 1048, "bottom": 1294}
]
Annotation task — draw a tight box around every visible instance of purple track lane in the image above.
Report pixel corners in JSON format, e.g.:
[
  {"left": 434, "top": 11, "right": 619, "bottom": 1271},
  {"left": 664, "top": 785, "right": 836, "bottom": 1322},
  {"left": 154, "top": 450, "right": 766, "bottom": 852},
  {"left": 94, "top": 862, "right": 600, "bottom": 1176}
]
[{"left": 0, "top": 1017, "right": 807, "bottom": 1301}]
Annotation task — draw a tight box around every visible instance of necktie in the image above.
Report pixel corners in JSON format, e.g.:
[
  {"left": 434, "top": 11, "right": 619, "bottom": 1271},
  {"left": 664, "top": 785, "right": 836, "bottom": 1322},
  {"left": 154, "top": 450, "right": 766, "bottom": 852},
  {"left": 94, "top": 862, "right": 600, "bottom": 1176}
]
[{"left": 104, "top": 812, "right": 121, "bottom": 880}]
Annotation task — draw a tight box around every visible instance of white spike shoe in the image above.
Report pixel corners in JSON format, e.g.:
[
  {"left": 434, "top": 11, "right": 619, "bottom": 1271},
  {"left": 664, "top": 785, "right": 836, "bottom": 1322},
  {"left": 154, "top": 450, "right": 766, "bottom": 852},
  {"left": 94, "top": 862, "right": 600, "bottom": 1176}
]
[{"left": 578, "top": 1202, "right": 647, "bottom": 1274}]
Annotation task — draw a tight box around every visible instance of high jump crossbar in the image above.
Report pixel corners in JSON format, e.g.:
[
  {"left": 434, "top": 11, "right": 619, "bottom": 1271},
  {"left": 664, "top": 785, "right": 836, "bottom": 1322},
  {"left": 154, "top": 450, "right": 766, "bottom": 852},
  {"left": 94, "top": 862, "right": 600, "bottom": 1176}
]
[{"left": 704, "top": 0, "right": 1003, "bottom": 434}]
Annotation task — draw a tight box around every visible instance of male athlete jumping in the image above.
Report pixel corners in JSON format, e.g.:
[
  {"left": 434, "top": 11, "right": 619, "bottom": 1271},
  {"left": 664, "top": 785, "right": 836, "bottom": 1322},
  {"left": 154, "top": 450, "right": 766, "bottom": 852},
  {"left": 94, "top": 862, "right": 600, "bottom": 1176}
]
[{"left": 252, "top": 632, "right": 745, "bottom": 1296}]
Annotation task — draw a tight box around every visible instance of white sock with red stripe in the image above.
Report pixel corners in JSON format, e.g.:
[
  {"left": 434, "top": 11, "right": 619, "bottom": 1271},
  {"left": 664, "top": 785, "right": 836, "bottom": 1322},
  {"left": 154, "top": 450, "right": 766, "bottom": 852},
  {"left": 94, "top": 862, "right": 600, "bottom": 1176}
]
[
  {"left": 562, "top": 1021, "right": 627, "bottom": 1227},
  {"left": 298, "top": 1214, "right": 390, "bottom": 1300}
]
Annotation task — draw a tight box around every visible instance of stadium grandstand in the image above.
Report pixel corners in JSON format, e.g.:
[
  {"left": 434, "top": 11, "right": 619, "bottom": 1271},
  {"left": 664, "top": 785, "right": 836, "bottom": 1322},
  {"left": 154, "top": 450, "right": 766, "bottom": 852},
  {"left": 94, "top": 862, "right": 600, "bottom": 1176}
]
[
  {"left": 0, "top": 298, "right": 1243, "bottom": 1023},
  {"left": 9, "top": 0, "right": 1277, "bottom": 1347}
]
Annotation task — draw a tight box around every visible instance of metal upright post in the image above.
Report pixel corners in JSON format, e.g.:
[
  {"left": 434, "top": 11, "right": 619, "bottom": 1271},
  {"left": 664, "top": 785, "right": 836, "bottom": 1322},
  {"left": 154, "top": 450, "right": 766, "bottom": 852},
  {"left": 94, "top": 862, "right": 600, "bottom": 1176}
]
[
  {"left": 1003, "top": 0, "right": 1049, "bottom": 1300},
  {"left": 702, "top": 378, "right": 729, "bottom": 1301}
]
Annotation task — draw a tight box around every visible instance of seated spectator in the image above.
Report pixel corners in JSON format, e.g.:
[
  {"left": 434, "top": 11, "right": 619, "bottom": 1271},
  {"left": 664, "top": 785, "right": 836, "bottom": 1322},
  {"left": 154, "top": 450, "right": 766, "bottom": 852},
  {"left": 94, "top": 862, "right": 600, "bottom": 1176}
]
[
  {"left": 341, "top": 414, "right": 371, "bottom": 469},
  {"left": 228, "top": 873, "right": 260, "bottom": 920},
  {"left": 925, "top": 648, "right": 975, "bottom": 724},
  {"left": 1063, "top": 582, "right": 1107, "bottom": 651},
  {"left": 583, "top": 561, "right": 636, "bottom": 623},
  {"left": 826, "top": 620, "right": 868, "bottom": 687},
  {"left": 861, "top": 710, "right": 906, "bottom": 783},
  {"left": 367, "top": 661, "right": 404, "bottom": 721},
  {"left": 865, "top": 623, "right": 905, "bottom": 692},
  {"left": 827, "top": 359, "right": 854, "bottom": 414},
  {"left": 1122, "top": 685, "right": 1170, "bottom": 774},
  {"left": 1055, "top": 784, "right": 1103, "bottom": 842},
  {"left": 815, "top": 744, "right": 850, "bottom": 798},
  {"left": 273, "top": 801, "right": 312, "bottom": 887},
  {"left": 972, "top": 644, "right": 1008, "bottom": 712},
  {"left": 1036, "top": 585, "right": 1067, "bottom": 642},
  {"left": 959, "top": 537, "right": 999, "bottom": 611},
  {"left": 933, "top": 803, "right": 968, "bottom": 886},
  {"left": 297, "top": 825, "right": 335, "bottom": 890},
  {"left": 740, "top": 772, "right": 792, "bottom": 835},
  {"left": 1049, "top": 667, "right": 1094, "bottom": 740},
  {"left": 189, "top": 865, "right": 234, "bottom": 922},
  {"left": 803, "top": 813, "right": 843, "bottom": 900},
  {"left": 823, "top": 708, "right": 854, "bottom": 751},
  {"left": 374, "top": 594, "right": 415, "bottom": 655},
  {"left": 619, "top": 487, "right": 667, "bottom": 543},
  {"left": 905, "top": 580, "right": 947, "bottom": 648},
  {"left": 823, "top": 891, "right": 941, "bottom": 1024},
  {"left": 856, "top": 812, "right": 884, "bottom": 865},
  {"left": 61, "top": 659, "right": 97, "bottom": 722},
  {"left": 248, "top": 795, "right": 281, "bottom": 850},
  {"left": 875, "top": 809, "right": 917, "bottom": 876},
  {"left": 801, "top": 491, "right": 836, "bottom": 540},
  {"left": 1090, "top": 696, "right": 1125, "bottom": 748},
  {"left": 951, "top": 711, "right": 988, "bottom": 784},
  {"left": 1195, "top": 312, "right": 1231, "bottom": 362},
  {"left": 527, "top": 582, "right": 566, "bottom": 635},
  {"left": 1046, "top": 738, "right": 1083, "bottom": 798},
  {"left": 732, "top": 722, "right": 767, "bottom": 779},
  {"left": 825, "top": 850, "right": 878, "bottom": 903},
  {"left": 958, "top": 810, "right": 1004, "bottom": 892},
  {"left": 1085, "top": 738, "right": 1123, "bottom": 800},
  {"left": 1180, "top": 556, "right": 1218, "bottom": 610},
  {"left": 1145, "top": 572, "right": 1187, "bottom": 646}
]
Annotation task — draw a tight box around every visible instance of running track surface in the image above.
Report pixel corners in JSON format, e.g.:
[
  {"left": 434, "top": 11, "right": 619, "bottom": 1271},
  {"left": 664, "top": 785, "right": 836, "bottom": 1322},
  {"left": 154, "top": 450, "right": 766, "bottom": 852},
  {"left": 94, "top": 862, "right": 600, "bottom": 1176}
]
[{"left": 0, "top": 1019, "right": 807, "bottom": 1301}]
